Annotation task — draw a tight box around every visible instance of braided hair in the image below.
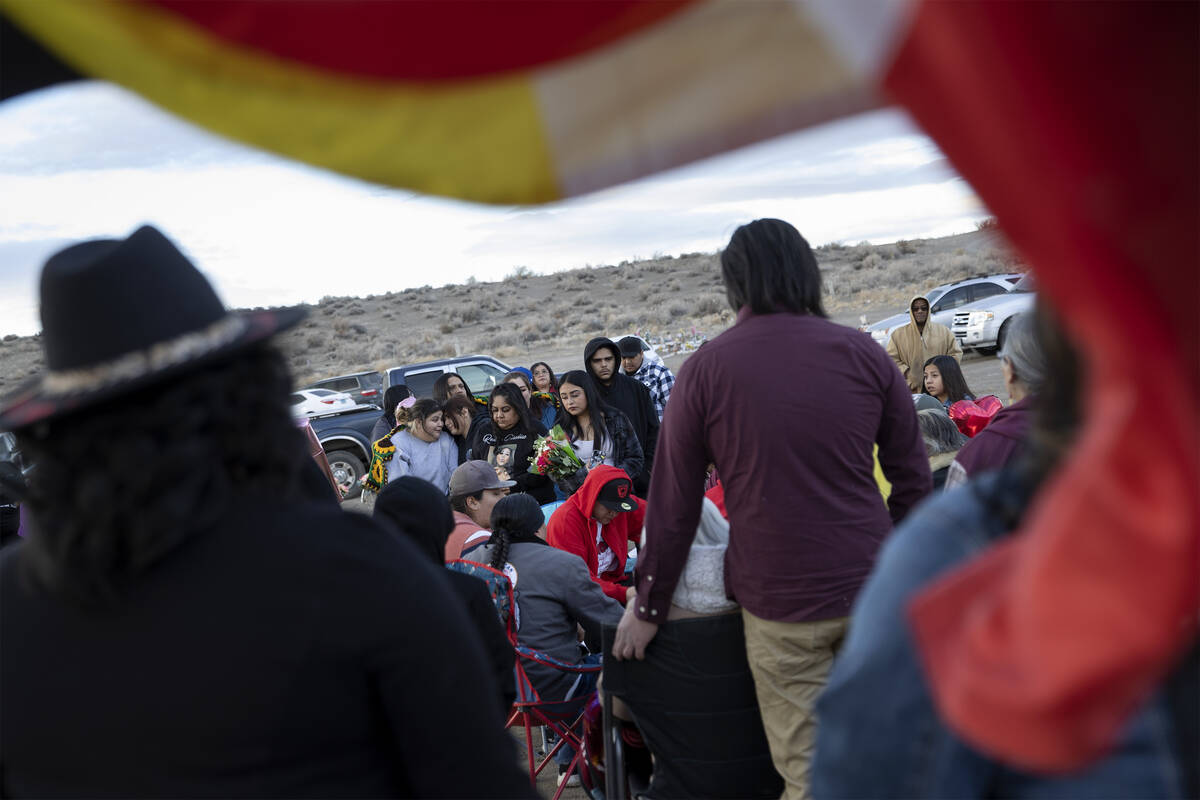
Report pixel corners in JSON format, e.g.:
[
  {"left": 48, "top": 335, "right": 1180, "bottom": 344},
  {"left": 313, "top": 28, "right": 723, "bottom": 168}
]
[{"left": 487, "top": 493, "right": 545, "bottom": 571}]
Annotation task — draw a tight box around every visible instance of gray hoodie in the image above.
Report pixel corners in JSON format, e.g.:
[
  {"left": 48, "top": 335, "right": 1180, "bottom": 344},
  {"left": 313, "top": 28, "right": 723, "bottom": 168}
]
[{"left": 473, "top": 538, "right": 623, "bottom": 702}]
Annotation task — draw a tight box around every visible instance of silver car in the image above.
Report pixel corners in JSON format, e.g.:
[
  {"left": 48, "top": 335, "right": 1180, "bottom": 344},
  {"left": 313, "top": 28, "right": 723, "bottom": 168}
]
[
  {"left": 951, "top": 273, "right": 1036, "bottom": 354},
  {"left": 865, "top": 274, "right": 1021, "bottom": 347}
]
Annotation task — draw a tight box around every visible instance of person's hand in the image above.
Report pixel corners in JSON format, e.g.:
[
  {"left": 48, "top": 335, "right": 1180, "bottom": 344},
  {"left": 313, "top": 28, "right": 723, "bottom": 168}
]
[{"left": 613, "top": 594, "right": 658, "bottom": 661}]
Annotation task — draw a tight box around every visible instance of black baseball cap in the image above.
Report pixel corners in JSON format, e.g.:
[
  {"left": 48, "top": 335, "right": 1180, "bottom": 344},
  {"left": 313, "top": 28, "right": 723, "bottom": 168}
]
[
  {"left": 617, "top": 336, "right": 645, "bottom": 358},
  {"left": 596, "top": 477, "right": 636, "bottom": 512}
]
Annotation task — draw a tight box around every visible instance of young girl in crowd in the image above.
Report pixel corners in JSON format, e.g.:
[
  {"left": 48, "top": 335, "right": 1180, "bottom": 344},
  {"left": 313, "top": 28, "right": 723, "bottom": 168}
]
[
  {"left": 922, "top": 355, "right": 975, "bottom": 409},
  {"left": 506, "top": 370, "right": 558, "bottom": 431},
  {"left": 469, "top": 383, "right": 554, "bottom": 503},
  {"left": 371, "top": 398, "right": 458, "bottom": 494},
  {"left": 556, "top": 370, "right": 644, "bottom": 486}
]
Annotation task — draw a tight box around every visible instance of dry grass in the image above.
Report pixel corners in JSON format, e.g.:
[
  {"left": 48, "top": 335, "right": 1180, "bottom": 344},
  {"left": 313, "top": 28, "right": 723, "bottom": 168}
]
[{"left": 0, "top": 230, "right": 1020, "bottom": 391}]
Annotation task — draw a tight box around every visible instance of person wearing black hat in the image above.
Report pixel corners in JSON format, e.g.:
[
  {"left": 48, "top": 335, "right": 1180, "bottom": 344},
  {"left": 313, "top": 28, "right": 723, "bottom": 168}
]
[
  {"left": 0, "top": 226, "right": 534, "bottom": 799},
  {"left": 583, "top": 336, "right": 658, "bottom": 494},
  {"left": 373, "top": 476, "right": 516, "bottom": 714},
  {"left": 617, "top": 335, "right": 675, "bottom": 423},
  {"left": 547, "top": 465, "right": 646, "bottom": 604}
]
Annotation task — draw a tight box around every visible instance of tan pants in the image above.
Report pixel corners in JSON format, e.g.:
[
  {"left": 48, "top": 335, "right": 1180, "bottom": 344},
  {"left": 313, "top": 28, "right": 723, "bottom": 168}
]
[{"left": 742, "top": 610, "right": 848, "bottom": 800}]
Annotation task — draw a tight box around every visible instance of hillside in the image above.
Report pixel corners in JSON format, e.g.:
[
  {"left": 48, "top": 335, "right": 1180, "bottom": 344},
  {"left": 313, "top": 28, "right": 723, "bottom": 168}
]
[{"left": 0, "top": 227, "right": 1020, "bottom": 393}]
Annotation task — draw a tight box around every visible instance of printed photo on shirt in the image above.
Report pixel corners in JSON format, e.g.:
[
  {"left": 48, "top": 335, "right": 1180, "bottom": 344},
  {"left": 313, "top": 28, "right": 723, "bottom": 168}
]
[{"left": 489, "top": 445, "right": 516, "bottom": 481}]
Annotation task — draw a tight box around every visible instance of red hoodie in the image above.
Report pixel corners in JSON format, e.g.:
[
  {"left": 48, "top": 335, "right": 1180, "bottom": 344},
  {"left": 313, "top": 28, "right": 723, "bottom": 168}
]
[{"left": 547, "top": 465, "right": 646, "bottom": 603}]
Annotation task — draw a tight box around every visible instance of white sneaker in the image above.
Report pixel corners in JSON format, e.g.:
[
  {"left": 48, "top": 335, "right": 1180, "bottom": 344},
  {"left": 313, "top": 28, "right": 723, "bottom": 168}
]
[{"left": 556, "top": 767, "right": 580, "bottom": 788}]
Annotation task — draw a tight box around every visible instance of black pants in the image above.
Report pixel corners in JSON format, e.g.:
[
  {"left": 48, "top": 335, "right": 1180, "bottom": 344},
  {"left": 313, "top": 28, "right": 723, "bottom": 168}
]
[{"left": 603, "top": 614, "right": 783, "bottom": 800}]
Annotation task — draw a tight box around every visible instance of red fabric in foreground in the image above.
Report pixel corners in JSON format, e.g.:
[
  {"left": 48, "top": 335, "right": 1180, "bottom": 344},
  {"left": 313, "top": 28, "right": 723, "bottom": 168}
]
[
  {"left": 886, "top": 0, "right": 1199, "bottom": 771},
  {"left": 144, "top": 0, "right": 696, "bottom": 81}
]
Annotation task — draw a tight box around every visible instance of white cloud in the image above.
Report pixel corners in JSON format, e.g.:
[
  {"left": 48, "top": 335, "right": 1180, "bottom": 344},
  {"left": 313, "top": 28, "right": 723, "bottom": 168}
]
[{"left": 0, "top": 81, "right": 987, "bottom": 335}]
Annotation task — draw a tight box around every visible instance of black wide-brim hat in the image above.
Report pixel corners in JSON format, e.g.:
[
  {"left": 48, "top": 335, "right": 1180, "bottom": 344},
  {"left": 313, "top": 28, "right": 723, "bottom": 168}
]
[{"left": 0, "top": 225, "right": 306, "bottom": 430}]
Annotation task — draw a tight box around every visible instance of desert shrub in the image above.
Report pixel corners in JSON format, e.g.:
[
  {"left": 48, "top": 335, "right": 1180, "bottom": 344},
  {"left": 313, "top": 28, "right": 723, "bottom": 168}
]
[
  {"left": 976, "top": 217, "right": 1000, "bottom": 231},
  {"left": 461, "top": 308, "right": 482, "bottom": 324},
  {"left": 337, "top": 346, "right": 370, "bottom": 365},
  {"left": 896, "top": 239, "right": 918, "bottom": 255},
  {"left": 608, "top": 314, "right": 637, "bottom": 330},
  {"left": 506, "top": 265, "right": 535, "bottom": 281},
  {"left": 858, "top": 252, "right": 883, "bottom": 271},
  {"left": 439, "top": 322, "right": 455, "bottom": 334},
  {"left": 368, "top": 340, "right": 398, "bottom": 362},
  {"left": 667, "top": 302, "right": 687, "bottom": 319},
  {"left": 695, "top": 295, "right": 724, "bottom": 315}
]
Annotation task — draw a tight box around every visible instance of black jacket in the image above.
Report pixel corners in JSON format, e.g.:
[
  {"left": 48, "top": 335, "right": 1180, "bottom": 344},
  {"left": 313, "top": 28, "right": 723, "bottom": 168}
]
[
  {"left": 469, "top": 421, "right": 555, "bottom": 504},
  {"left": 0, "top": 496, "right": 534, "bottom": 799},
  {"left": 563, "top": 406, "right": 645, "bottom": 485},
  {"left": 584, "top": 337, "right": 659, "bottom": 492}
]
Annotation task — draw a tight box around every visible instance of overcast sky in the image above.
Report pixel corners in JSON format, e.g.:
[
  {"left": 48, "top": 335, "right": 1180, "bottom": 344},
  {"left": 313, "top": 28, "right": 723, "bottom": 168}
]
[{"left": 0, "top": 81, "right": 986, "bottom": 336}]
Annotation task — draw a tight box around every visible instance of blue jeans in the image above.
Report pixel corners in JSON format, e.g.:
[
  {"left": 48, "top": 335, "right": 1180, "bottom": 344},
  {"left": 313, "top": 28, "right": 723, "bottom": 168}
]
[
  {"left": 812, "top": 473, "right": 1185, "bottom": 798},
  {"left": 552, "top": 653, "right": 602, "bottom": 766}
]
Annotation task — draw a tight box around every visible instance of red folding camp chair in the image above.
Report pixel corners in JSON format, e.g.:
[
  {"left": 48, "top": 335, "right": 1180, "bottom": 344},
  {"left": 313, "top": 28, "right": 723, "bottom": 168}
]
[{"left": 448, "top": 559, "right": 602, "bottom": 800}]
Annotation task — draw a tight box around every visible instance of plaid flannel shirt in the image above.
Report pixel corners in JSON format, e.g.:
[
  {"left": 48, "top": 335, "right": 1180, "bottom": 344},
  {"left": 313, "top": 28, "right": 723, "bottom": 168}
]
[{"left": 632, "top": 359, "right": 675, "bottom": 421}]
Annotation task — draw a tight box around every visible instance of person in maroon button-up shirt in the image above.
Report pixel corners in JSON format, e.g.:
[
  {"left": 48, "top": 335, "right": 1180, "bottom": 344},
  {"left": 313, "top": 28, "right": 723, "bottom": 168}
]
[{"left": 614, "top": 218, "right": 931, "bottom": 799}]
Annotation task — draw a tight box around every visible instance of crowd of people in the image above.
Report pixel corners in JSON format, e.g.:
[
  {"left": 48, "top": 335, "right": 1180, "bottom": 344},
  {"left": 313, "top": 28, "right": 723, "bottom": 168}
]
[{"left": 0, "top": 221, "right": 1193, "bottom": 800}]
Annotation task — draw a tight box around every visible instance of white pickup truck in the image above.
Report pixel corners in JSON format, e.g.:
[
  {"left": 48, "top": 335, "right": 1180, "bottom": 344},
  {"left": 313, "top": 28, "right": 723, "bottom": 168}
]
[{"left": 951, "top": 273, "right": 1036, "bottom": 354}]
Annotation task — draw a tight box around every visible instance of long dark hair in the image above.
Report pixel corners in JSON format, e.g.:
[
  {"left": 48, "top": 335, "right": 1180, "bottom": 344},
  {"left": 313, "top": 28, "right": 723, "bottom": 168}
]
[
  {"left": 487, "top": 492, "right": 545, "bottom": 571},
  {"left": 378, "top": 384, "right": 413, "bottom": 427},
  {"left": 720, "top": 218, "right": 827, "bottom": 317},
  {"left": 505, "top": 370, "right": 554, "bottom": 420},
  {"left": 433, "top": 372, "right": 471, "bottom": 405},
  {"left": 923, "top": 355, "right": 974, "bottom": 403},
  {"left": 16, "top": 345, "right": 308, "bottom": 605},
  {"left": 530, "top": 361, "right": 558, "bottom": 394},
  {"left": 488, "top": 383, "right": 536, "bottom": 433},
  {"left": 555, "top": 370, "right": 609, "bottom": 449}
]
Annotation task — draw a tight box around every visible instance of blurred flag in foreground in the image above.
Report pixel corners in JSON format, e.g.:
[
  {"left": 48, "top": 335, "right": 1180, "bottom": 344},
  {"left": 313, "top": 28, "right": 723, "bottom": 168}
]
[{"left": 2, "top": 0, "right": 1196, "bottom": 772}]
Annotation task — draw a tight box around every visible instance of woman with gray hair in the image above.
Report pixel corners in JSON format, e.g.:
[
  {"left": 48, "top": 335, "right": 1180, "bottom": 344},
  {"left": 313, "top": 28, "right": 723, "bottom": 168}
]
[{"left": 944, "top": 311, "right": 1045, "bottom": 489}]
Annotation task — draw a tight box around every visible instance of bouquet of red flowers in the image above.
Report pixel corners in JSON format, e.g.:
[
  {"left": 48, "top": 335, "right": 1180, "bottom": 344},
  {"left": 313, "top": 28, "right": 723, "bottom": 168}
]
[{"left": 527, "top": 424, "right": 587, "bottom": 493}]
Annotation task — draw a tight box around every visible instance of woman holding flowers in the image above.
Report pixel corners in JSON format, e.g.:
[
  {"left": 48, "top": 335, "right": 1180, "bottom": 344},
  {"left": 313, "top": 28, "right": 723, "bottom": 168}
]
[
  {"left": 470, "top": 383, "right": 555, "bottom": 504},
  {"left": 557, "top": 370, "right": 645, "bottom": 489}
]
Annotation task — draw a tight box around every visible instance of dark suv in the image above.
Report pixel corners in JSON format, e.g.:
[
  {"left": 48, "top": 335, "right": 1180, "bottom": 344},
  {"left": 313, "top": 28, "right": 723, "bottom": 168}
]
[{"left": 303, "top": 371, "right": 384, "bottom": 408}]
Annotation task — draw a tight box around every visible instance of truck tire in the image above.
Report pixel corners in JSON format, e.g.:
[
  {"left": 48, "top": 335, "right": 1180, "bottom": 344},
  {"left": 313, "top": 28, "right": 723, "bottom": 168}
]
[
  {"left": 995, "top": 318, "right": 1012, "bottom": 355},
  {"left": 325, "top": 449, "right": 365, "bottom": 499}
]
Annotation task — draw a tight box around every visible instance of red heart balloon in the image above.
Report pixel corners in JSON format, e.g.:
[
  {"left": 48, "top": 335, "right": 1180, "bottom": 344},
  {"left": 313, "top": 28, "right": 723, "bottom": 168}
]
[{"left": 949, "top": 395, "right": 1004, "bottom": 437}]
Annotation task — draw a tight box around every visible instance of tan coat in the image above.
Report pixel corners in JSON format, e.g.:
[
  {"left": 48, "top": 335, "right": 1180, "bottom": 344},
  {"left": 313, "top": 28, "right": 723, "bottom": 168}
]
[{"left": 886, "top": 295, "right": 963, "bottom": 391}]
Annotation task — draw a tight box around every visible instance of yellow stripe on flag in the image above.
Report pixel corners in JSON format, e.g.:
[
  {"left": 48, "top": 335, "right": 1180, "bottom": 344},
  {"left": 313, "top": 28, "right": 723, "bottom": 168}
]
[{"left": 1, "top": 0, "right": 560, "bottom": 204}]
